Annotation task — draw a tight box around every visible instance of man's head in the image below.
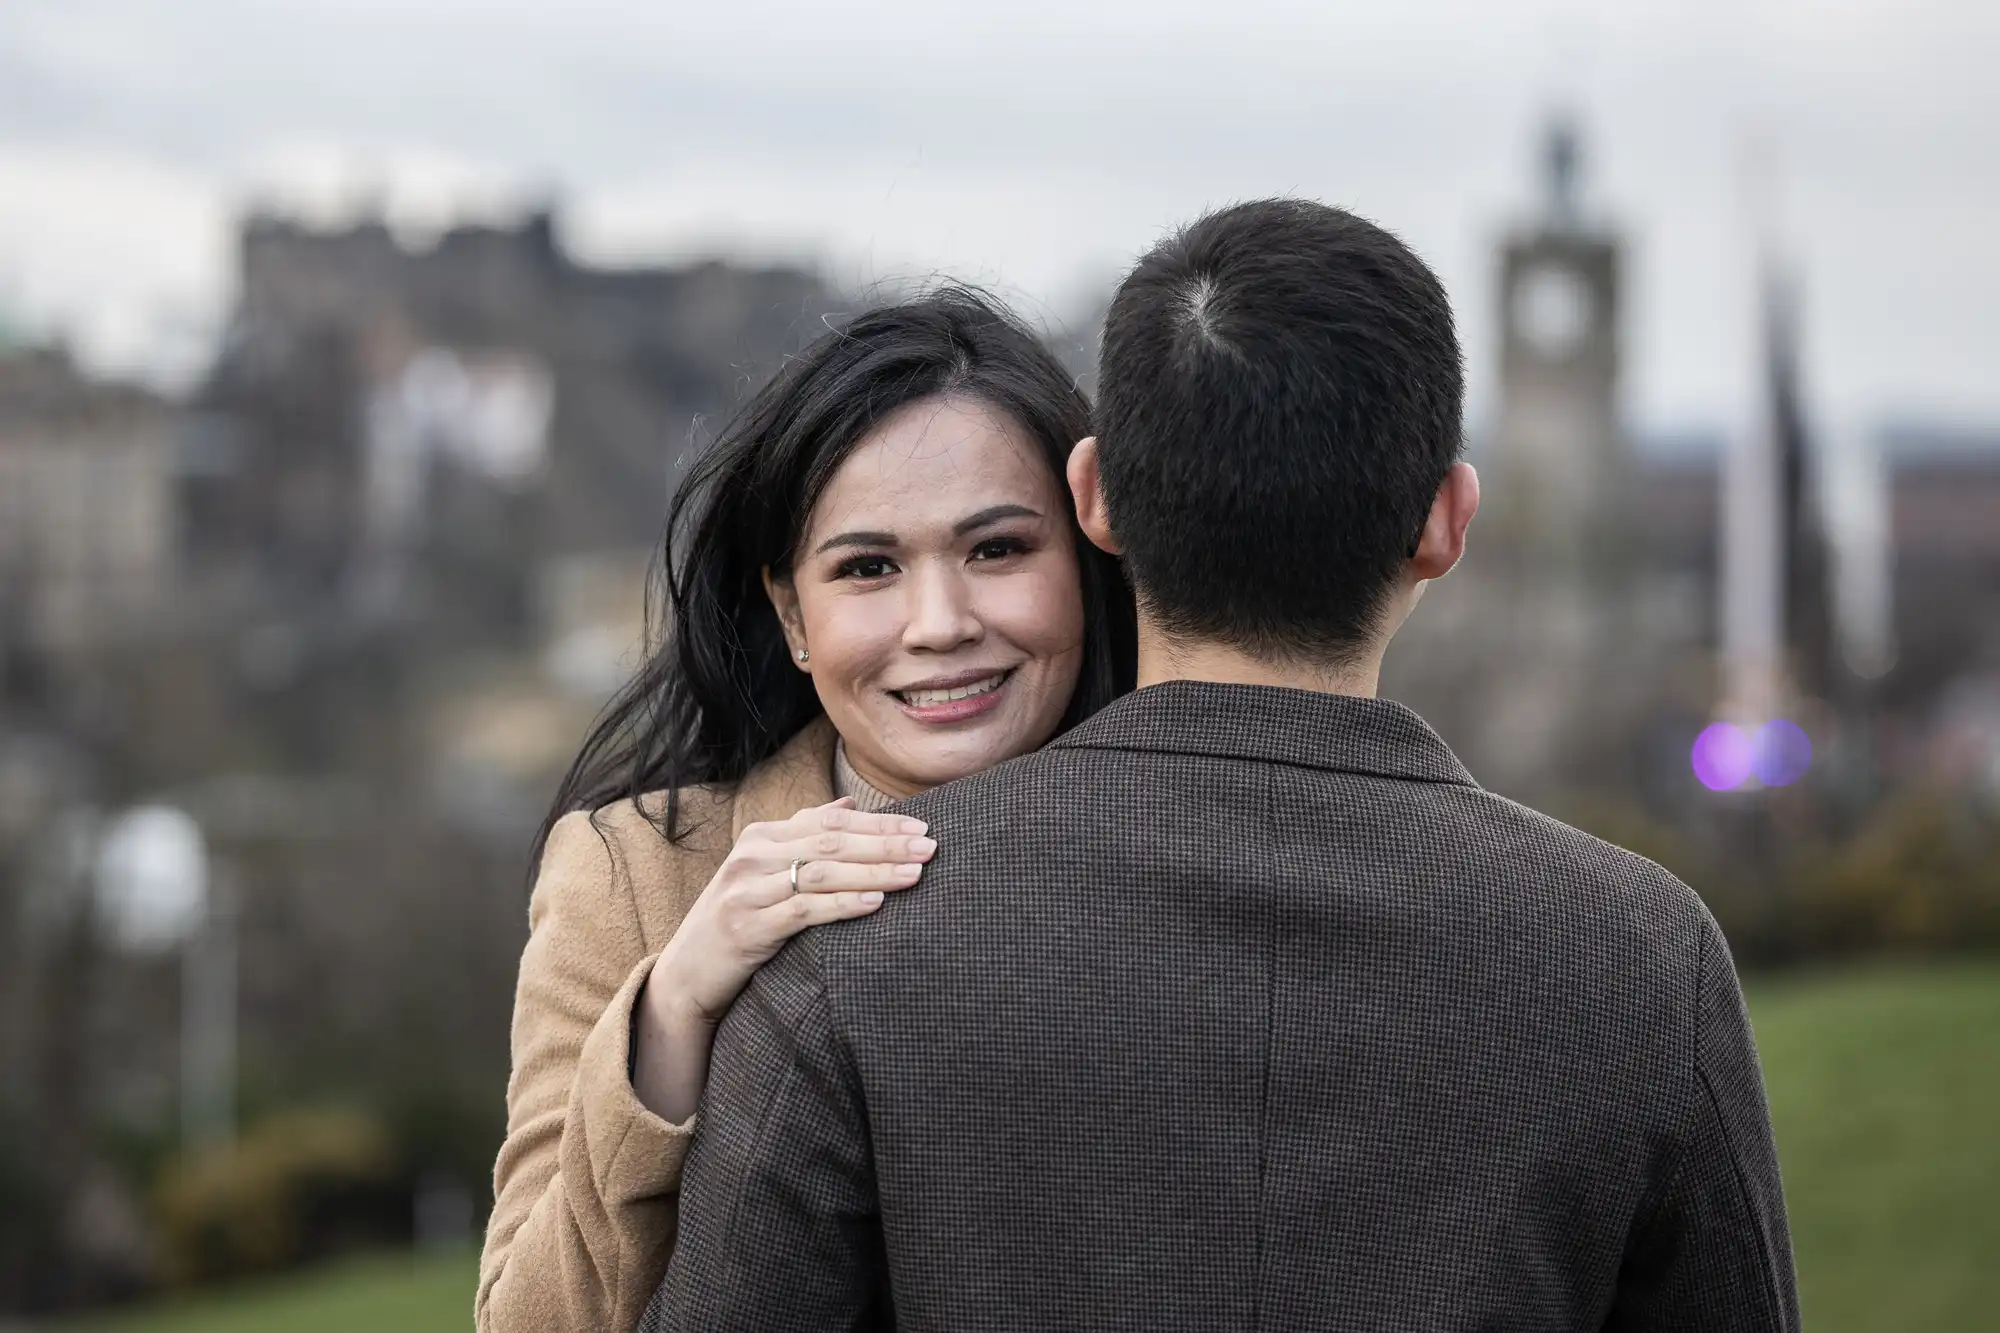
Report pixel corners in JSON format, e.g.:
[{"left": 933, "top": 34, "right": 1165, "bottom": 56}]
[{"left": 1071, "top": 198, "right": 1476, "bottom": 676}]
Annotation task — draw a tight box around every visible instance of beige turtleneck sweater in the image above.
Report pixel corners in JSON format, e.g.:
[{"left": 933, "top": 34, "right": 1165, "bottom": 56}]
[{"left": 831, "top": 738, "right": 902, "bottom": 813}]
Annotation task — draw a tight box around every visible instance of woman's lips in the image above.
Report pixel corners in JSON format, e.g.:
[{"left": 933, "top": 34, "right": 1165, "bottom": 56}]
[{"left": 891, "top": 670, "right": 1014, "bottom": 724}]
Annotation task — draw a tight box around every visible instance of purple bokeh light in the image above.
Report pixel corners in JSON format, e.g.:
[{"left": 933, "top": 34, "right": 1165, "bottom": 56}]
[
  {"left": 1692, "top": 722, "right": 1754, "bottom": 791},
  {"left": 1752, "top": 719, "right": 1813, "bottom": 787}
]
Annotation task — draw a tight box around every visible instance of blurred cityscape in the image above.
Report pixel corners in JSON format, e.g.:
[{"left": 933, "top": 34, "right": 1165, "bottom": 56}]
[{"left": 2, "top": 115, "right": 1997, "bottom": 1321}]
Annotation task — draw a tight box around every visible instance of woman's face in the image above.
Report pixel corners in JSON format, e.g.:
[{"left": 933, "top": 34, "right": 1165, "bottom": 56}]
[{"left": 767, "top": 395, "right": 1086, "bottom": 799}]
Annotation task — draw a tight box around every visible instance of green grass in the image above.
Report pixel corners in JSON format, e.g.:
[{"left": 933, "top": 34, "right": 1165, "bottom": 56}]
[
  {"left": 1750, "top": 959, "right": 2000, "bottom": 1333},
  {"left": 54, "top": 1247, "right": 479, "bottom": 1333},
  {"left": 51, "top": 961, "right": 2000, "bottom": 1333}
]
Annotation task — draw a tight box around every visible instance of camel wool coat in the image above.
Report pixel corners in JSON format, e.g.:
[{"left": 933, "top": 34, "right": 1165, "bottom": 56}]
[{"left": 477, "top": 716, "right": 839, "bottom": 1333}]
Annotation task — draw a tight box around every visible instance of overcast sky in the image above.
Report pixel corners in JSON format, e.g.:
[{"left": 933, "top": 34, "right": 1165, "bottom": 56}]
[{"left": 2, "top": 0, "right": 1995, "bottom": 433}]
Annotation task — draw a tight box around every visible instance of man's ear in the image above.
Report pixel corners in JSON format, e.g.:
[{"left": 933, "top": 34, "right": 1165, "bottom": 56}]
[
  {"left": 761, "top": 565, "right": 811, "bottom": 671},
  {"left": 1410, "top": 461, "right": 1480, "bottom": 582},
  {"left": 1066, "top": 437, "right": 1121, "bottom": 556}
]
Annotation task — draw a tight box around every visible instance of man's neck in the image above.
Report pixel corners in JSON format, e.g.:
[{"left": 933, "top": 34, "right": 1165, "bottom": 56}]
[{"left": 1133, "top": 617, "right": 1384, "bottom": 698}]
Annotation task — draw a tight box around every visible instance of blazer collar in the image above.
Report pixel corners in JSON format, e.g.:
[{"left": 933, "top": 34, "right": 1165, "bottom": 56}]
[{"left": 1050, "top": 680, "right": 1477, "bottom": 789}]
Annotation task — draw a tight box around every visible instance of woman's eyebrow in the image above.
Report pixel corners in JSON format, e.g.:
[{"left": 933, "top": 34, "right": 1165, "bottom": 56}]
[
  {"left": 811, "top": 505, "right": 1041, "bottom": 555},
  {"left": 812, "top": 529, "right": 899, "bottom": 556},
  {"left": 954, "top": 504, "right": 1042, "bottom": 535}
]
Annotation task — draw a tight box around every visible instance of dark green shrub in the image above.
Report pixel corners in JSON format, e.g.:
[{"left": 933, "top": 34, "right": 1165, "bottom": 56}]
[
  {"left": 153, "top": 1106, "right": 405, "bottom": 1287},
  {"left": 1786, "top": 793, "right": 2000, "bottom": 956}
]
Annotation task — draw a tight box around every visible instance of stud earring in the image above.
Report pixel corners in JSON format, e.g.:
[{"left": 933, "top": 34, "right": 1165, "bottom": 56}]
[{"left": 797, "top": 648, "right": 809, "bottom": 663}]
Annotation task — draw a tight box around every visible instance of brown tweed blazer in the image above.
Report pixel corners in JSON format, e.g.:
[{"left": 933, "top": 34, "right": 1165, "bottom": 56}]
[
  {"left": 647, "top": 681, "right": 1798, "bottom": 1332},
  {"left": 476, "top": 716, "right": 838, "bottom": 1333}
]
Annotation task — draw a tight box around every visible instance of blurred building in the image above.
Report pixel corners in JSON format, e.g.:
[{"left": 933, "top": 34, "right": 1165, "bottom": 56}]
[
  {"left": 0, "top": 347, "right": 178, "bottom": 662},
  {"left": 1489, "top": 118, "right": 1624, "bottom": 563},
  {"left": 195, "top": 208, "right": 827, "bottom": 590},
  {"left": 1876, "top": 426, "right": 2000, "bottom": 717},
  {"left": 1479, "top": 117, "right": 1638, "bottom": 790}
]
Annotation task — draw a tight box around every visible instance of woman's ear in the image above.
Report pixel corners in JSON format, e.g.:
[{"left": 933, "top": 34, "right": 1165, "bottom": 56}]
[
  {"left": 1067, "top": 437, "right": 1121, "bottom": 555},
  {"left": 761, "top": 565, "right": 811, "bottom": 671}
]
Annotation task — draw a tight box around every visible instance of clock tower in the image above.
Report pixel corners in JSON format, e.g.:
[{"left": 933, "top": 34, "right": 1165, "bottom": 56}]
[
  {"left": 1491, "top": 118, "right": 1623, "bottom": 565},
  {"left": 1452, "top": 117, "right": 1639, "bottom": 797}
]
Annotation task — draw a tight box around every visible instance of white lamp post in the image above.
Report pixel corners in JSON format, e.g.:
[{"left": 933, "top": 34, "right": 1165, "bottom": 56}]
[{"left": 95, "top": 805, "right": 234, "bottom": 1146}]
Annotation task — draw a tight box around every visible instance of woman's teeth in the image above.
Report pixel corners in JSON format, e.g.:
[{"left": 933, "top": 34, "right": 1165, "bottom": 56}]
[{"left": 898, "top": 673, "right": 1009, "bottom": 708}]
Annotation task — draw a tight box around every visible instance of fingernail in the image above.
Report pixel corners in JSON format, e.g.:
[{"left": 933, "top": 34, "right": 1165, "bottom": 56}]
[
  {"left": 901, "top": 818, "right": 929, "bottom": 835},
  {"left": 859, "top": 891, "right": 885, "bottom": 907},
  {"left": 909, "top": 837, "right": 937, "bottom": 855},
  {"left": 896, "top": 862, "right": 923, "bottom": 880}
]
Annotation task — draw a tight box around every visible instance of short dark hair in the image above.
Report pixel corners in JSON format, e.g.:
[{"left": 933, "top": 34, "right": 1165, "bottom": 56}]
[
  {"left": 532, "top": 288, "right": 1135, "bottom": 865},
  {"left": 1095, "top": 198, "right": 1464, "bottom": 663}
]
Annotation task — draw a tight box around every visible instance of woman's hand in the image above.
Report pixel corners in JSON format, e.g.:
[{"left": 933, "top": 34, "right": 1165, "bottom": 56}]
[
  {"left": 632, "top": 799, "right": 933, "bottom": 1122},
  {"left": 655, "top": 798, "right": 933, "bottom": 1021}
]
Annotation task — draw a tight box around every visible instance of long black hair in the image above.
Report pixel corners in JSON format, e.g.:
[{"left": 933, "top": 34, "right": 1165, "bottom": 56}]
[{"left": 532, "top": 287, "right": 1135, "bottom": 864}]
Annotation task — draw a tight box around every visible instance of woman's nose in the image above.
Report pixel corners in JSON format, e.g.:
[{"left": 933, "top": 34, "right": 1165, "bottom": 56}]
[{"left": 901, "top": 564, "right": 982, "bottom": 652}]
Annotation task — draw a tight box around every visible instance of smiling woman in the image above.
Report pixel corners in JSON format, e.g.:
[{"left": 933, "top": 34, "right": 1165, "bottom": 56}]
[
  {"left": 764, "top": 396, "right": 1089, "bottom": 800},
  {"left": 476, "top": 289, "right": 1134, "bottom": 1333}
]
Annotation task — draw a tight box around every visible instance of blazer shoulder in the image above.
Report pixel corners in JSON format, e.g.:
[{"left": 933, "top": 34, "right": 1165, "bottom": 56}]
[
  {"left": 1458, "top": 786, "right": 1718, "bottom": 949},
  {"left": 892, "top": 742, "right": 1091, "bottom": 834}
]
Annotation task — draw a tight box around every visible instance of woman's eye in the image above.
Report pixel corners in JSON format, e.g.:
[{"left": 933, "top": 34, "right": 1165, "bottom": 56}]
[
  {"left": 836, "top": 555, "right": 898, "bottom": 580},
  {"left": 970, "top": 537, "right": 1029, "bottom": 563}
]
